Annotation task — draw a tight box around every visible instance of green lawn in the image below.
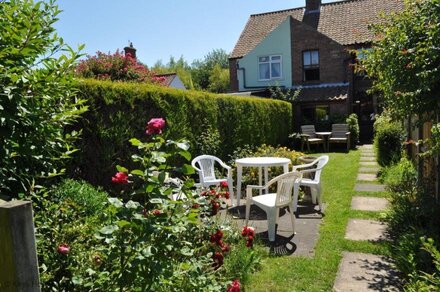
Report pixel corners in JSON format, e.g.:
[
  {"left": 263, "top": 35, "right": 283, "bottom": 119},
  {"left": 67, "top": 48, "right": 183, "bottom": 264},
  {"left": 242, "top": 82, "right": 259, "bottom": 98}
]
[{"left": 246, "top": 149, "right": 390, "bottom": 291}]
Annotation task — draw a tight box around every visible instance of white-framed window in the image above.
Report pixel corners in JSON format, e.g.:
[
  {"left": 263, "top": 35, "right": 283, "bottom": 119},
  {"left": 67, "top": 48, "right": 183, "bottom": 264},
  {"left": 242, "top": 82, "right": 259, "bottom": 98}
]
[
  {"left": 303, "top": 50, "right": 319, "bottom": 81},
  {"left": 259, "top": 55, "right": 282, "bottom": 80}
]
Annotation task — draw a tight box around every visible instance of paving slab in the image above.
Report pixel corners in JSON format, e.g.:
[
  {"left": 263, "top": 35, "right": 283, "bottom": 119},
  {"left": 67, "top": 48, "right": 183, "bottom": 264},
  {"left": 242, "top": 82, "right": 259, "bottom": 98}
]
[
  {"left": 355, "top": 184, "right": 385, "bottom": 192},
  {"left": 360, "top": 156, "right": 376, "bottom": 162},
  {"left": 360, "top": 144, "right": 374, "bottom": 149},
  {"left": 345, "top": 219, "right": 388, "bottom": 241},
  {"left": 357, "top": 173, "right": 377, "bottom": 181},
  {"left": 360, "top": 161, "right": 379, "bottom": 167},
  {"left": 351, "top": 196, "right": 389, "bottom": 212},
  {"left": 225, "top": 201, "right": 323, "bottom": 257},
  {"left": 333, "top": 252, "right": 402, "bottom": 291},
  {"left": 358, "top": 167, "right": 379, "bottom": 174}
]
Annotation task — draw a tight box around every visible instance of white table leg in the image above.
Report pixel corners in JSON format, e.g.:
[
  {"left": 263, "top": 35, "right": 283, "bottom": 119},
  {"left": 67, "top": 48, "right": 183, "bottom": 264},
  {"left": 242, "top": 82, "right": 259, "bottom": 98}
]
[
  {"left": 264, "top": 167, "right": 269, "bottom": 193},
  {"left": 258, "top": 167, "right": 262, "bottom": 195},
  {"left": 283, "top": 164, "right": 289, "bottom": 173},
  {"left": 237, "top": 165, "right": 243, "bottom": 206}
]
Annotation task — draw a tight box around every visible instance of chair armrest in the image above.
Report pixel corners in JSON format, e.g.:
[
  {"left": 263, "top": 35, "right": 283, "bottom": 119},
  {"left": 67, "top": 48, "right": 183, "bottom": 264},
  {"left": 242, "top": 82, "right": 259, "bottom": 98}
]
[
  {"left": 300, "top": 134, "right": 310, "bottom": 141},
  {"left": 292, "top": 161, "right": 315, "bottom": 171},
  {"left": 346, "top": 132, "right": 351, "bottom": 137},
  {"left": 218, "top": 160, "right": 231, "bottom": 170},
  {"left": 246, "top": 185, "right": 266, "bottom": 190}
]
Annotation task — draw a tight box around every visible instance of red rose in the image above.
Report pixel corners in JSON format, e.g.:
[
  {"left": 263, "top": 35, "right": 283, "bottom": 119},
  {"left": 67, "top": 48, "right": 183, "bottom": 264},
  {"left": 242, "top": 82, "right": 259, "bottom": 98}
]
[
  {"left": 57, "top": 243, "right": 70, "bottom": 255},
  {"left": 224, "top": 191, "right": 230, "bottom": 199},
  {"left": 221, "top": 243, "right": 230, "bottom": 253},
  {"left": 227, "top": 279, "right": 241, "bottom": 292},
  {"left": 192, "top": 203, "right": 200, "bottom": 209},
  {"left": 142, "top": 208, "right": 148, "bottom": 217},
  {"left": 246, "top": 240, "right": 253, "bottom": 248},
  {"left": 247, "top": 227, "right": 255, "bottom": 237},
  {"left": 248, "top": 235, "right": 254, "bottom": 242},
  {"left": 220, "top": 181, "right": 228, "bottom": 188},
  {"left": 112, "top": 172, "right": 128, "bottom": 184},
  {"left": 152, "top": 209, "right": 162, "bottom": 216},
  {"left": 242, "top": 226, "right": 249, "bottom": 237},
  {"left": 210, "top": 189, "right": 216, "bottom": 194},
  {"left": 145, "top": 118, "right": 165, "bottom": 135}
]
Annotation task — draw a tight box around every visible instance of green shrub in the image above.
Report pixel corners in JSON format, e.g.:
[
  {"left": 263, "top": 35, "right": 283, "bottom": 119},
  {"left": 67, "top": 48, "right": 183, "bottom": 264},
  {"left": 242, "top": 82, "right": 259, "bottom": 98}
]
[
  {"left": 72, "top": 79, "right": 292, "bottom": 189},
  {"left": 374, "top": 119, "right": 404, "bottom": 167},
  {"left": 381, "top": 157, "right": 417, "bottom": 195},
  {"left": 346, "top": 113, "right": 360, "bottom": 149},
  {"left": 52, "top": 179, "right": 108, "bottom": 216},
  {"left": 0, "top": 0, "right": 87, "bottom": 198}
]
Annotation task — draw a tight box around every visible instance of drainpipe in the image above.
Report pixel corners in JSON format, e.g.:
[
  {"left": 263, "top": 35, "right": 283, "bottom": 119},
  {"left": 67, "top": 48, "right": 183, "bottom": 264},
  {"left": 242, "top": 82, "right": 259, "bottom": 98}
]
[{"left": 237, "top": 63, "right": 269, "bottom": 90}]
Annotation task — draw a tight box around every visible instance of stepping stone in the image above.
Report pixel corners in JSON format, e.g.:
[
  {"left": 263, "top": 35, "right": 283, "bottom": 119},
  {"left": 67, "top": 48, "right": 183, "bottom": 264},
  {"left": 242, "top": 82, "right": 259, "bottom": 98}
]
[
  {"left": 360, "top": 161, "right": 379, "bottom": 167},
  {"left": 334, "top": 252, "right": 402, "bottom": 291},
  {"left": 358, "top": 167, "right": 379, "bottom": 174},
  {"left": 351, "top": 196, "right": 389, "bottom": 211},
  {"left": 355, "top": 184, "right": 385, "bottom": 192},
  {"left": 361, "top": 144, "right": 374, "bottom": 149},
  {"left": 357, "top": 173, "right": 377, "bottom": 181},
  {"left": 360, "top": 157, "right": 376, "bottom": 162},
  {"left": 345, "top": 219, "right": 388, "bottom": 241}
]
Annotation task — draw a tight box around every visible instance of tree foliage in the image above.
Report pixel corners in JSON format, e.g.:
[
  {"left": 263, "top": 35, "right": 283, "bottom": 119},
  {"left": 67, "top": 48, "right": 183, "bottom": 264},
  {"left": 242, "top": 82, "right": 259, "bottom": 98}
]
[
  {"left": 0, "top": 0, "right": 87, "bottom": 197},
  {"left": 361, "top": 0, "right": 440, "bottom": 121},
  {"left": 192, "top": 48, "right": 230, "bottom": 92}
]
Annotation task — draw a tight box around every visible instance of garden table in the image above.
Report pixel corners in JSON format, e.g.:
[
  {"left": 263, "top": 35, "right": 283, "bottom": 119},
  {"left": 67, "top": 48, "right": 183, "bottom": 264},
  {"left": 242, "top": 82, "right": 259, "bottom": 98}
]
[
  {"left": 315, "top": 131, "right": 332, "bottom": 152},
  {"left": 235, "top": 157, "right": 290, "bottom": 206}
]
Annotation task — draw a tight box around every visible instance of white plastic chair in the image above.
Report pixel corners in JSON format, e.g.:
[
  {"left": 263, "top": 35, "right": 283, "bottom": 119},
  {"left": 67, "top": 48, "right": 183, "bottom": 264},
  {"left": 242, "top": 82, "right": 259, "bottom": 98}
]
[
  {"left": 292, "top": 155, "right": 329, "bottom": 212},
  {"left": 191, "top": 155, "right": 235, "bottom": 204},
  {"left": 245, "top": 171, "right": 302, "bottom": 242}
]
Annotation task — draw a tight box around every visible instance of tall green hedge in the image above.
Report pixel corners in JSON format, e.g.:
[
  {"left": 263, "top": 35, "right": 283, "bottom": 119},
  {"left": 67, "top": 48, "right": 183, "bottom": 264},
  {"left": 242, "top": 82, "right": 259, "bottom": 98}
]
[{"left": 71, "top": 79, "right": 292, "bottom": 188}]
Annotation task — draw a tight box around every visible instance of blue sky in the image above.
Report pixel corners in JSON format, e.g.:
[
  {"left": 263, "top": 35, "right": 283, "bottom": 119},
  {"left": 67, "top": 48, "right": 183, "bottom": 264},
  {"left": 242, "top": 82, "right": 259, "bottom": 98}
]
[{"left": 55, "top": 0, "right": 337, "bottom": 67}]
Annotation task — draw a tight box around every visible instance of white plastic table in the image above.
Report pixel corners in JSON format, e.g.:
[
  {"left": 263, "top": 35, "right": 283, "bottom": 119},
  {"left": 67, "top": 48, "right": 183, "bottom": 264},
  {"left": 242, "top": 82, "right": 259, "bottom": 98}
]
[
  {"left": 235, "top": 157, "right": 290, "bottom": 206},
  {"left": 315, "top": 131, "right": 332, "bottom": 152}
]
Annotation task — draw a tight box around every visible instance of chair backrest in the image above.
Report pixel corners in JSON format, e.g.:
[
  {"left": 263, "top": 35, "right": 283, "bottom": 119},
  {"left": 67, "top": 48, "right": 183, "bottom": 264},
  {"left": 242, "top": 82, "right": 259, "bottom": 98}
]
[
  {"left": 301, "top": 125, "right": 317, "bottom": 138},
  {"left": 331, "top": 124, "right": 349, "bottom": 138},
  {"left": 275, "top": 172, "right": 302, "bottom": 206},
  {"left": 310, "top": 155, "right": 329, "bottom": 183},
  {"left": 191, "top": 155, "right": 223, "bottom": 183}
]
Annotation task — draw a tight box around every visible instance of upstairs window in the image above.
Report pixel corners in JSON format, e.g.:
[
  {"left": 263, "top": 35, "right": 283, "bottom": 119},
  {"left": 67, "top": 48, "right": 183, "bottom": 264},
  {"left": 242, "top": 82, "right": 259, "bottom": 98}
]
[
  {"left": 303, "top": 50, "right": 319, "bottom": 81},
  {"left": 259, "top": 55, "right": 282, "bottom": 80}
]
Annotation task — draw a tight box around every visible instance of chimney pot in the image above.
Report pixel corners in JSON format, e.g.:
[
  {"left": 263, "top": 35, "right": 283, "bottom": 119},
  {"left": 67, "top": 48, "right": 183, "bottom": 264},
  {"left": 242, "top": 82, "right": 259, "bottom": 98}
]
[{"left": 124, "top": 42, "right": 137, "bottom": 59}]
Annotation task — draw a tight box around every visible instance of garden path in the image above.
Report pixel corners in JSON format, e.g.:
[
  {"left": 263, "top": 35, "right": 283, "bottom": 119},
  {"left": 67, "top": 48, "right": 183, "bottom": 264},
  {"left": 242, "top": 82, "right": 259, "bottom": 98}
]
[{"left": 333, "top": 144, "right": 402, "bottom": 291}]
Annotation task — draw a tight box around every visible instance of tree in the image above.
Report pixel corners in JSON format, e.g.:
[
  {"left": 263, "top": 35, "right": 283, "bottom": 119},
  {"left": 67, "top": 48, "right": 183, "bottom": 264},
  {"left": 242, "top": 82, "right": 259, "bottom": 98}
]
[
  {"left": 208, "top": 64, "right": 229, "bottom": 93},
  {"left": 361, "top": 0, "right": 440, "bottom": 121},
  {"left": 192, "top": 49, "right": 229, "bottom": 90},
  {"left": 0, "top": 0, "right": 87, "bottom": 197}
]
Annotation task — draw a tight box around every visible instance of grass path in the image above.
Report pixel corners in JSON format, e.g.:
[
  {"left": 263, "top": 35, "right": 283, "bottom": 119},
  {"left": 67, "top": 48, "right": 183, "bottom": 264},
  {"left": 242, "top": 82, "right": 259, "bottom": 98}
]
[{"left": 246, "top": 150, "right": 390, "bottom": 291}]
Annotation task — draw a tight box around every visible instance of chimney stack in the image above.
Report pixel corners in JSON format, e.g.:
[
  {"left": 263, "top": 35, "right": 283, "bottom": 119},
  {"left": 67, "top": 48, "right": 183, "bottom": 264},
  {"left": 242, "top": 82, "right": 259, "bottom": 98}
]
[
  {"left": 124, "top": 42, "right": 137, "bottom": 59},
  {"left": 305, "top": 0, "right": 321, "bottom": 12}
]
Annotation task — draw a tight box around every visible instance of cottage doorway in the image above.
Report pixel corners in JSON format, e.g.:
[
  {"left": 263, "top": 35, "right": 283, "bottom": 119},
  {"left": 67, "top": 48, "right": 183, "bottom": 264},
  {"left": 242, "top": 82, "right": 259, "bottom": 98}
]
[{"left": 355, "top": 91, "right": 375, "bottom": 143}]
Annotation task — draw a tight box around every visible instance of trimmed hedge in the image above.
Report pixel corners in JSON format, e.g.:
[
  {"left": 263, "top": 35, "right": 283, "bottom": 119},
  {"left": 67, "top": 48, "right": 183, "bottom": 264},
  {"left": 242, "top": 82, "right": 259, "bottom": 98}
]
[
  {"left": 374, "top": 121, "right": 405, "bottom": 167},
  {"left": 71, "top": 79, "right": 292, "bottom": 188}
]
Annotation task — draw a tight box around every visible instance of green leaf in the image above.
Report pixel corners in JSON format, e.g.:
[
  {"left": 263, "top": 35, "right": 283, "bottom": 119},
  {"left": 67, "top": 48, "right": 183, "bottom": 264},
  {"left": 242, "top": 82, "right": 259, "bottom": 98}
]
[
  {"left": 182, "top": 164, "right": 195, "bottom": 175},
  {"left": 158, "top": 172, "right": 166, "bottom": 184},
  {"left": 129, "top": 138, "right": 142, "bottom": 146},
  {"left": 176, "top": 141, "right": 190, "bottom": 151},
  {"left": 108, "top": 197, "right": 123, "bottom": 208},
  {"left": 72, "top": 276, "right": 83, "bottom": 285},
  {"left": 181, "top": 246, "right": 194, "bottom": 256},
  {"left": 179, "top": 150, "right": 191, "bottom": 161},
  {"left": 150, "top": 198, "right": 163, "bottom": 204},
  {"left": 99, "top": 225, "right": 119, "bottom": 235},
  {"left": 116, "top": 165, "right": 128, "bottom": 173},
  {"left": 125, "top": 200, "right": 139, "bottom": 209},
  {"left": 131, "top": 169, "right": 144, "bottom": 176},
  {"left": 117, "top": 220, "right": 130, "bottom": 228}
]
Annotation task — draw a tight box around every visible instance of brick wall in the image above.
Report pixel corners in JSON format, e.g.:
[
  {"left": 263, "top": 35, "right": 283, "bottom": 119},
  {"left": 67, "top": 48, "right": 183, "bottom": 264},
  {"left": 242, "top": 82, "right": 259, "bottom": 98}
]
[
  {"left": 229, "top": 58, "right": 239, "bottom": 92},
  {"left": 291, "top": 18, "right": 350, "bottom": 85}
]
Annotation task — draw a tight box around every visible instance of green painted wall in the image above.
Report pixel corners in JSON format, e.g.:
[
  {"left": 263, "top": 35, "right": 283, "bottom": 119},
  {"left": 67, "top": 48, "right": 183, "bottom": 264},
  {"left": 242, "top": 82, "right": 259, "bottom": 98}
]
[{"left": 238, "top": 17, "right": 292, "bottom": 91}]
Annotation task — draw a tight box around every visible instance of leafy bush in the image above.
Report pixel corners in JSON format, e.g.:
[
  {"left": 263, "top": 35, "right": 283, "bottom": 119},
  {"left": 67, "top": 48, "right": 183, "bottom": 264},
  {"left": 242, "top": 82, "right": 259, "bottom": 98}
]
[
  {"left": 52, "top": 179, "right": 108, "bottom": 216},
  {"left": 0, "top": 0, "right": 87, "bottom": 198},
  {"left": 346, "top": 113, "right": 360, "bottom": 149},
  {"left": 383, "top": 158, "right": 440, "bottom": 289},
  {"left": 75, "top": 50, "right": 161, "bottom": 84},
  {"left": 373, "top": 117, "right": 404, "bottom": 167},
  {"left": 72, "top": 79, "right": 292, "bottom": 190}
]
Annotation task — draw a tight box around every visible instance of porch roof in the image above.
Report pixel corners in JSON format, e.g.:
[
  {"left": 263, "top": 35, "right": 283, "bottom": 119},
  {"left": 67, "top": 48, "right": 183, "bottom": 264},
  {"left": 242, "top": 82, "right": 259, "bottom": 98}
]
[{"left": 295, "top": 85, "right": 348, "bottom": 103}]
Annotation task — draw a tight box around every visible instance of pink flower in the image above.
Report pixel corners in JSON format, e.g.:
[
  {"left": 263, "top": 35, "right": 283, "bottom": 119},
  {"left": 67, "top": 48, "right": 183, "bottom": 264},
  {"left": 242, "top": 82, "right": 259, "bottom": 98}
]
[
  {"left": 227, "top": 279, "right": 241, "bottom": 292},
  {"left": 220, "top": 181, "right": 228, "bottom": 188},
  {"left": 57, "top": 243, "right": 70, "bottom": 255},
  {"left": 112, "top": 172, "right": 128, "bottom": 184},
  {"left": 146, "top": 118, "right": 166, "bottom": 135}
]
